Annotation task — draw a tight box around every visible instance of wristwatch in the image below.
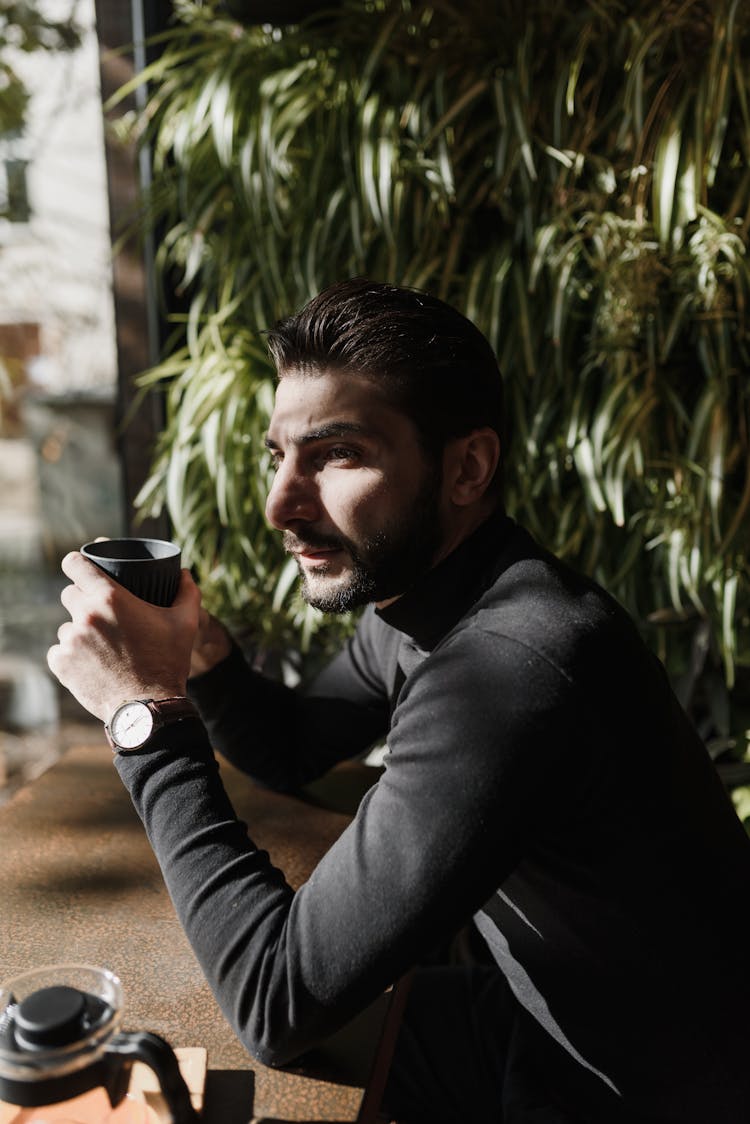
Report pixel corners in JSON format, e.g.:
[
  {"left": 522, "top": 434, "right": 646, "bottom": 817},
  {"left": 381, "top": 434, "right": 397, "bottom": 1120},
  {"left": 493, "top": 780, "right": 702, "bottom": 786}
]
[{"left": 105, "top": 697, "right": 198, "bottom": 752}]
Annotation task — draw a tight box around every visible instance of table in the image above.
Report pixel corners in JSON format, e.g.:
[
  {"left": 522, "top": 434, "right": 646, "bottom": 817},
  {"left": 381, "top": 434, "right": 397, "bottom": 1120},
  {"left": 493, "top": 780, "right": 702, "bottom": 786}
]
[{"left": 0, "top": 743, "right": 404, "bottom": 1123}]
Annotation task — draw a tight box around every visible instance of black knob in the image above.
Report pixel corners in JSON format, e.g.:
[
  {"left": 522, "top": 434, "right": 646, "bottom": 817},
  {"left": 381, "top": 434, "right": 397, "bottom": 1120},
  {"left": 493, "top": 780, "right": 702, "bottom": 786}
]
[{"left": 15, "top": 986, "right": 87, "bottom": 1049}]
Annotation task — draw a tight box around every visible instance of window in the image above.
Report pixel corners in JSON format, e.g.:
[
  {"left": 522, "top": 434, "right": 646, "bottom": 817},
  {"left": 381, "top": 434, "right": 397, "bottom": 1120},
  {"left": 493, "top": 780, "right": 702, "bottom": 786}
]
[{"left": 4, "top": 158, "right": 30, "bottom": 223}]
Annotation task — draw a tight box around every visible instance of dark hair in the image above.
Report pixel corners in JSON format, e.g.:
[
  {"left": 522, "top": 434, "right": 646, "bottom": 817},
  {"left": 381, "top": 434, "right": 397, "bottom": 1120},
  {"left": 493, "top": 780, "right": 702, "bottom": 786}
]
[{"left": 265, "top": 277, "right": 506, "bottom": 497}]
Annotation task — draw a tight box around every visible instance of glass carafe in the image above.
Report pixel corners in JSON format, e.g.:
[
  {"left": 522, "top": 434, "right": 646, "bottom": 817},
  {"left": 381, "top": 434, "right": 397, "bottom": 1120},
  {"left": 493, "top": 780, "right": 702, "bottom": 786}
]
[{"left": 0, "top": 966, "right": 198, "bottom": 1124}]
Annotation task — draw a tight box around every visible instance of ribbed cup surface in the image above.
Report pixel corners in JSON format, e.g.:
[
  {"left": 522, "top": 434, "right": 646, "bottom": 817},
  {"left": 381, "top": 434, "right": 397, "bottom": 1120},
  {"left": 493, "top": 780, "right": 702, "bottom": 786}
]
[{"left": 81, "top": 539, "right": 181, "bottom": 607}]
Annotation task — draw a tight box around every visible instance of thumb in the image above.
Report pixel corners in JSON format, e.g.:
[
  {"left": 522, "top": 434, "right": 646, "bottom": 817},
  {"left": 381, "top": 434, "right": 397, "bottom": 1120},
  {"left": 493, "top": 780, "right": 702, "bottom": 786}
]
[{"left": 172, "top": 568, "right": 202, "bottom": 612}]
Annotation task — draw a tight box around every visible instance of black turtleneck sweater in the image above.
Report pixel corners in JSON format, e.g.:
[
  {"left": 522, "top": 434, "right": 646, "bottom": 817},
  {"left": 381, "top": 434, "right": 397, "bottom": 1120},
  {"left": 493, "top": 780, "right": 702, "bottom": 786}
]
[{"left": 114, "top": 513, "right": 750, "bottom": 1123}]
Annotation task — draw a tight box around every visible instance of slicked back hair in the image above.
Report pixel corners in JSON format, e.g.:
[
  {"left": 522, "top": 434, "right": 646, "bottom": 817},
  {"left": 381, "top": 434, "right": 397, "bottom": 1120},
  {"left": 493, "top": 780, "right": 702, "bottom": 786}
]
[{"left": 265, "top": 278, "right": 506, "bottom": 502}]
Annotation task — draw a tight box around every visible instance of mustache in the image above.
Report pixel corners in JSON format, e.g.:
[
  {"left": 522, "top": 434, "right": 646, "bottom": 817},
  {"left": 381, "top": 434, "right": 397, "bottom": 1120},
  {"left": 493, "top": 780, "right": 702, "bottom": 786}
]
[{"left": 283, "top": 529, "right": 346, "bottom": 554}]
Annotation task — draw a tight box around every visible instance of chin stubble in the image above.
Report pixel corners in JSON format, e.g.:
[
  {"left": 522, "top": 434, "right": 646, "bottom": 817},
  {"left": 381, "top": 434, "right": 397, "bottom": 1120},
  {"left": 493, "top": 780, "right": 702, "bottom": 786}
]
[{"left": 291, "top": 472, "right": 443, "bottom": 614}]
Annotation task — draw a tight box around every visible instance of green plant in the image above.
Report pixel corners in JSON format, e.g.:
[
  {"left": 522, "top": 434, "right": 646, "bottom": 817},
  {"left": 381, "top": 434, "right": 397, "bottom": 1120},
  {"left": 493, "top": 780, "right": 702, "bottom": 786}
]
[{"left": 114, "top": 0, "right": 749, "bottom": 754}]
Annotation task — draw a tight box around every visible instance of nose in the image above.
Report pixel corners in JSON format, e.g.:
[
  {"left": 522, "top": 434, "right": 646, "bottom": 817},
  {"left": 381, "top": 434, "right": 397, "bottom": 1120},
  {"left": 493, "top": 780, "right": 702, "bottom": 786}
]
[{"left": 265, "top": 459, "right": 319, "bottom": 530}]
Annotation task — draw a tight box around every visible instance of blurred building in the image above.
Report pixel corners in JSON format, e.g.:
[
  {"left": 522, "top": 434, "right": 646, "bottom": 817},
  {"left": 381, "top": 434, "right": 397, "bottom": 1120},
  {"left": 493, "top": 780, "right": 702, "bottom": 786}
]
[
  {"left": 0, "top": 0, "right": 123, "bottom": 567},
  {"left": 0, "top": 0, "right": 124, "bottom": 781}
]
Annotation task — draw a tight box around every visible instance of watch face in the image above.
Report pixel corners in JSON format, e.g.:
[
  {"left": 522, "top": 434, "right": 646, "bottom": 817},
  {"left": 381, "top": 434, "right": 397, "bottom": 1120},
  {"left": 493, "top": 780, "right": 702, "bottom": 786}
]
[{"left": 110, "top": 701, "right": 154, "bottom": 750}]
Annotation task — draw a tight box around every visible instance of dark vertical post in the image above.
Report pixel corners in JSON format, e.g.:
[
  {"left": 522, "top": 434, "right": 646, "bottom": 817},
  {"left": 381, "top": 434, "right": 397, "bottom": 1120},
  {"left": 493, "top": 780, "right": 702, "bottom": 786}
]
[{"left": 92, "top": 0, "right": 172, "bottom": 538}]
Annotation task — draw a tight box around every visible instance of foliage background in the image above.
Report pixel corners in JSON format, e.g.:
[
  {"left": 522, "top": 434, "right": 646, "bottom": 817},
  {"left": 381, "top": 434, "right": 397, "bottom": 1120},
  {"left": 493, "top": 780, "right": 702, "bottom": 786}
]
[{"left": 116, "top": 0, "right": 749, "bottom": 765}]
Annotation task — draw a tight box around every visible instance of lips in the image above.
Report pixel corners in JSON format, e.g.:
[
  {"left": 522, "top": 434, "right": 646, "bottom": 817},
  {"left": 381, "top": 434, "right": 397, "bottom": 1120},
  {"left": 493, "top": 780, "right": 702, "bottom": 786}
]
[
  {"left": 284, "top": 531, "right": 344, "bottom": 555},
  {"left": 295, "top": 547, "right": 343, "bottom": 564}
]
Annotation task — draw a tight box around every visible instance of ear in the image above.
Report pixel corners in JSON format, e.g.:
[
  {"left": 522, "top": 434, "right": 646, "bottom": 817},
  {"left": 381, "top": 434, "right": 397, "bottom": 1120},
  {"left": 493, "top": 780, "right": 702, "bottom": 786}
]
[{"left": 443, "top": 428, "right": 501, "bottom": 507}]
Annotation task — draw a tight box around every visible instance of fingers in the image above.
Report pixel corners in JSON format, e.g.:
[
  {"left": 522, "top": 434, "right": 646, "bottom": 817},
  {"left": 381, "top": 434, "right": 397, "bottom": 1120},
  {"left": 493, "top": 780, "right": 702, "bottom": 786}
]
[
  {"left": 59, "top": 558, "right": 121, "bottom": 628},
  {"left": 55, "top": 619, "right": 75, "bottom": 645},
  {"left": 46, "top": 641, "right": 61, "bottom": 680},
  {"left": 60, "top": 559, "right": 198, "bottom": 623},
  {"left": 60, "top": 582, "right": 85, "bottom": 617},
  {"left": 47, "top": 622, "right": 73, "bottom": 678},
  {"left": 61, "top": 551, "right": 116, "bottom": 594},
  {"left": 47, "top": 621, "right": 75, "bottom": 682}
]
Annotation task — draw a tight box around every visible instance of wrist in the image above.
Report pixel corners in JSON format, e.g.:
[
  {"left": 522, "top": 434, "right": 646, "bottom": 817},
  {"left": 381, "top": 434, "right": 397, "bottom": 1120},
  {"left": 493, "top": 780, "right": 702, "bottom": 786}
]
[{"left": 104, "top": 683, "right": 187, "bottom": 719}]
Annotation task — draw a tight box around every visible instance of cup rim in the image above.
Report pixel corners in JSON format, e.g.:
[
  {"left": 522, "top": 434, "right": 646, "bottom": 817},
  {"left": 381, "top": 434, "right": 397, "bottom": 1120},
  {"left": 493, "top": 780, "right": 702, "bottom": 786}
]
[{"left": 81, "top": 538, "right": 180, "bottom": 563}]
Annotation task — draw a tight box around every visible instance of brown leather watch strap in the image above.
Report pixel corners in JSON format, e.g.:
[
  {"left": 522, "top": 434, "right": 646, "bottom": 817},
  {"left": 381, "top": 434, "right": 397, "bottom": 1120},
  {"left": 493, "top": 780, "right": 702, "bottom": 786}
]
[{"left": 149, "top": 696, "right": 199, "bottom": 724}]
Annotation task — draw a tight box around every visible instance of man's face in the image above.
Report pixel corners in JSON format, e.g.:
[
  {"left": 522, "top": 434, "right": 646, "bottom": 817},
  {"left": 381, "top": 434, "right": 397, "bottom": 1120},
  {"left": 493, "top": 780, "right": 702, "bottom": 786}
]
[{"left": 264, "top": 369, "right": 444, "bottom": 612}]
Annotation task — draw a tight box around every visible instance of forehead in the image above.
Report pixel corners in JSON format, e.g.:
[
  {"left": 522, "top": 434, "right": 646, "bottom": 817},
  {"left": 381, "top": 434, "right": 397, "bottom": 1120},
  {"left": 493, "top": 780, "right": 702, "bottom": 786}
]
[{"left": 268, "top": 368, "right": 412, "bottom": 442}]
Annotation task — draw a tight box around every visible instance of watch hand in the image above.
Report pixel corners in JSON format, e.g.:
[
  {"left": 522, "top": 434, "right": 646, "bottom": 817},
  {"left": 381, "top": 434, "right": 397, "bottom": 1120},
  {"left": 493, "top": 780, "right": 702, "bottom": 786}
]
[{"left": 124, "top": 716, "right": 142, "bottom": 732}]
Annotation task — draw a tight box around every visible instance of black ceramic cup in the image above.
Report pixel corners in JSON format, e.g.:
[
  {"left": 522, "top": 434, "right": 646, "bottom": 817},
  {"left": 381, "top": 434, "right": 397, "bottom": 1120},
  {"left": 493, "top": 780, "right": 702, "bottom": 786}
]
[{"left": 80, "top": 538, "right": 182, "bottom": 607}]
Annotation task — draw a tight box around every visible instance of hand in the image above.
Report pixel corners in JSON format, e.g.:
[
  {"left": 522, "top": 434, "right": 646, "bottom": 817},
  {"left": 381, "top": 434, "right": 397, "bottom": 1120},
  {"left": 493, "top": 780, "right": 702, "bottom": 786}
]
[
  {"left": 190, "top": 607, "right": 233, "bottom": 678},
  {"left": 47, "top": 553, "right": 201, "bottom": 722}
]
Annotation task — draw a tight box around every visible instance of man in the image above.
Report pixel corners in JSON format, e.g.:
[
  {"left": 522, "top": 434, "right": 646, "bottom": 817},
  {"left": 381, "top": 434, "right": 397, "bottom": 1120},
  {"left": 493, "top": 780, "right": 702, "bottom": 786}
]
[{"left": 49, "top": 278, "right": 750, "bottom": 1123}]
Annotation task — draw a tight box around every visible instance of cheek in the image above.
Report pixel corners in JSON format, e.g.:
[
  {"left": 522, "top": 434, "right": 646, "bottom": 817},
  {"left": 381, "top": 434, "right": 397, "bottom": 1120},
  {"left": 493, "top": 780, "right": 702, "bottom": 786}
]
[{"left": 321, "top": 475, "right": 390, "bottom": 529}]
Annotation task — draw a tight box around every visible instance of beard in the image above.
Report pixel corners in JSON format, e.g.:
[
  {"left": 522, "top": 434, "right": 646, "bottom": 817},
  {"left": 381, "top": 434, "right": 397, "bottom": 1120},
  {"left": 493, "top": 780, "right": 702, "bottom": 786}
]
[{"left": 283, "top": 472, "right": 443, "bottom": 614}]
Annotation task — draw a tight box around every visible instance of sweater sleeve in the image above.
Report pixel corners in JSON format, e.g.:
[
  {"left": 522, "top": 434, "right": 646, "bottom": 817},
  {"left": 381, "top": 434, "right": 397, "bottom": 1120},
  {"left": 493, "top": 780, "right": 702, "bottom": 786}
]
[
  {"left": 115, "top": 628, "right": 575, "bottom": 1068},
  {"left": 187, "top": 608, "right": 392, "bottom": 791}
]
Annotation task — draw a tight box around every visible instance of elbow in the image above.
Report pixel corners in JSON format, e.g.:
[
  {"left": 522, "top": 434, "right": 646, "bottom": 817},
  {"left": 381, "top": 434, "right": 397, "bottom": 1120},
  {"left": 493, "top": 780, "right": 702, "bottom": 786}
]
[
  {"left": 240, "top": 1023, "right": 310, "bottom": 1069},
  {"left": 230, "top": 986, "right": 318, "bottom": 1070},
  {"left": 252, "top": 1039, "right": 301, "bottom": 1069},
  {"left": 219, "top": 937, "right": 346, "bottom": 1069}
]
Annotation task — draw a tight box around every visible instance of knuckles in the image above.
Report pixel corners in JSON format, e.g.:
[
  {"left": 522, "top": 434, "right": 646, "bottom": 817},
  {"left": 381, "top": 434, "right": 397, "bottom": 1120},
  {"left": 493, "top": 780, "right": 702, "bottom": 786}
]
[
  {"left": 60, "top": 588, "right": 118, "bottom": 630},
  {"left": 80, "top": 604, "right": 110, "bottom": 630}
]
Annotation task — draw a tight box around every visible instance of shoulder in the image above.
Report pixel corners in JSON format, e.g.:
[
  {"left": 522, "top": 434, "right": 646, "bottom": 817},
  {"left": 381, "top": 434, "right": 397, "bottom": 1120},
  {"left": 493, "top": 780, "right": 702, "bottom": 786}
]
[{"left": 463, "top": 534, "right": 641, "bottom": 682}]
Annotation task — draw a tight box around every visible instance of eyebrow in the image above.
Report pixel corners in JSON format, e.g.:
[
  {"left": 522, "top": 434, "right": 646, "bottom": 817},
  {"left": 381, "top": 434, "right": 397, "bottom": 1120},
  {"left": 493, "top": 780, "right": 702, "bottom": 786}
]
[{"left": 264, "top": 421, "right": 370, "bottom": 451}]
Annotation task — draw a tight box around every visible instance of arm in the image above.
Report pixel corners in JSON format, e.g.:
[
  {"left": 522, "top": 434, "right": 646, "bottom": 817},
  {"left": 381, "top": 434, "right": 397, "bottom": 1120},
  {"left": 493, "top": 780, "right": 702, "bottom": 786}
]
[
  {"left": 187, "top": 608, "right": 392, "bottom": 791},
  {"left": 46, "top": 557, "right": 572, "bottom": 1066},
  {"left": 114, "top": 630, "right": 574, "bottom": 1067}
]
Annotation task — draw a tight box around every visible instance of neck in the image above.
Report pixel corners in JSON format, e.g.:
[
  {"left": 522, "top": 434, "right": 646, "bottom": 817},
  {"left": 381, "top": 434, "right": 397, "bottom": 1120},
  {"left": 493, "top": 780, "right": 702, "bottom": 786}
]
[
  {"left": 432, "top": 499, "right": 499, "bottom": 567},
  {"left": 375, "top": 499, "right": 499, "bottom": 610}
]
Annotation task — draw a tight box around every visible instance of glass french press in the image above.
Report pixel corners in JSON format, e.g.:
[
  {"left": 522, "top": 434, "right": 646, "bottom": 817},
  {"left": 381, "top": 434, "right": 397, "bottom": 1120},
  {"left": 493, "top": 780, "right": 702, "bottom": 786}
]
[{"left": 0, "top": 965, "right": 199, "bottom": 1124}]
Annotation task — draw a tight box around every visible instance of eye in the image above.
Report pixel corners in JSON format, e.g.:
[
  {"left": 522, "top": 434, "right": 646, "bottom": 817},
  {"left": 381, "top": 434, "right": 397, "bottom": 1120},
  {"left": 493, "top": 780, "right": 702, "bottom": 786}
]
[
  {"left": 267, "top": 449, "right": 283, "bottom": 471},
  {"left": 322, "top": 446, "right": 359, "bottom": 465}
]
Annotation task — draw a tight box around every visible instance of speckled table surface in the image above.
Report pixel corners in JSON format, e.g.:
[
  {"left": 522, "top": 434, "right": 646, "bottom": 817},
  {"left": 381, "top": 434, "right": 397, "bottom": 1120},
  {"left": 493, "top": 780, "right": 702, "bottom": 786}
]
[{"left": 0, "top": 742, "right": 390, "bottom": 1123}]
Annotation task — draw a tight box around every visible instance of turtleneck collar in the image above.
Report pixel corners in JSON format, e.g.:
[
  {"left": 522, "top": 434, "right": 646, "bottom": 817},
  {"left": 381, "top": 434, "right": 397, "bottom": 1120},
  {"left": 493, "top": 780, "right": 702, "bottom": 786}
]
[{"left": 375, "top": 508, "right": 515, "bottom": 651}]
